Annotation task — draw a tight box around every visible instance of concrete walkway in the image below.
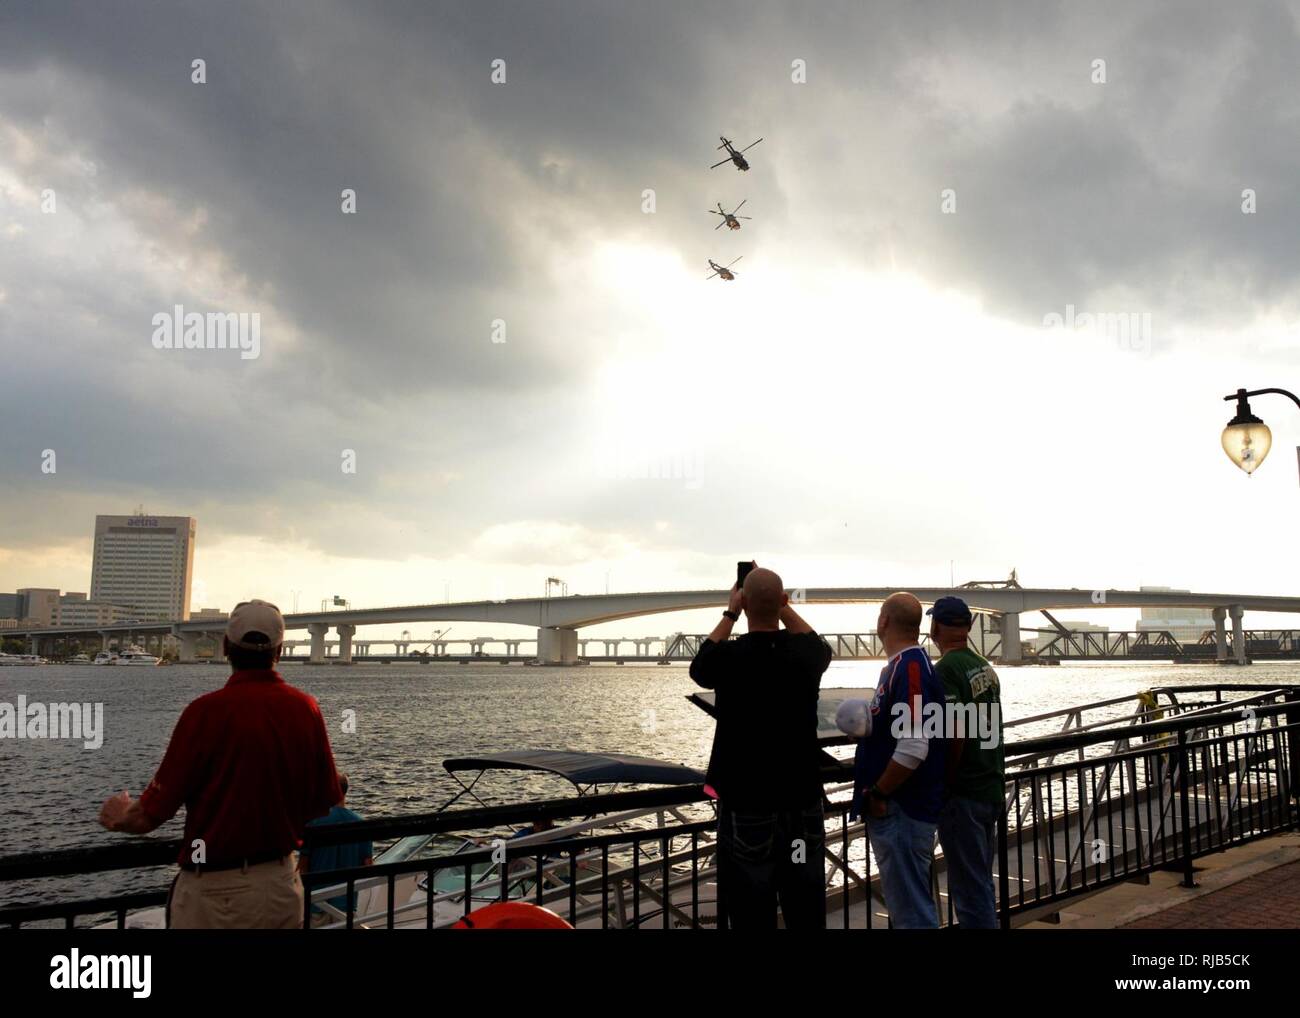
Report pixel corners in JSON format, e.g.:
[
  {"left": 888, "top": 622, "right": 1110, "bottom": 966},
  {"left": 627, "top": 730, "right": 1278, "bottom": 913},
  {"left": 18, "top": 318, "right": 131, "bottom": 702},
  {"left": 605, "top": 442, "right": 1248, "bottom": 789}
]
[{"left": 1022, "top": 830, "right": 1300, "bottom": 929}]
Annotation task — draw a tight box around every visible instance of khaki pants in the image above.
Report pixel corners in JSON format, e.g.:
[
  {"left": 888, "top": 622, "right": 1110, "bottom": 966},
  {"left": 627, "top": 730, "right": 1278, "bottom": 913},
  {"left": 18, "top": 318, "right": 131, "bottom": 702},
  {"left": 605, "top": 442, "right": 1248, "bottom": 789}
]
[{"left": 167, "top": 854, "right": 303, "bottom": 929}]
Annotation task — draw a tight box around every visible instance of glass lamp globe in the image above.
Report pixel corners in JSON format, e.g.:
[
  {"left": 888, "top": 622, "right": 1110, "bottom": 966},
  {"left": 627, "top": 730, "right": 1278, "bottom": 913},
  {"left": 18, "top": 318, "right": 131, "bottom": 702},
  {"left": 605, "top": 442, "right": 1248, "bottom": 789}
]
[{"left": 1221, "top": 417, "right": 1272, "bottom": 475}]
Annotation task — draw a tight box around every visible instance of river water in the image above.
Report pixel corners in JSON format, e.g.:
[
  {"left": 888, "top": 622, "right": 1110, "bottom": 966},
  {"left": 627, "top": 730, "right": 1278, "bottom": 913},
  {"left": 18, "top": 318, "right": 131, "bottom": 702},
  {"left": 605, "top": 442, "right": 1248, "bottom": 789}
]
[{"left": 1, "top": 658, "right": 1295, "bottom": 909}]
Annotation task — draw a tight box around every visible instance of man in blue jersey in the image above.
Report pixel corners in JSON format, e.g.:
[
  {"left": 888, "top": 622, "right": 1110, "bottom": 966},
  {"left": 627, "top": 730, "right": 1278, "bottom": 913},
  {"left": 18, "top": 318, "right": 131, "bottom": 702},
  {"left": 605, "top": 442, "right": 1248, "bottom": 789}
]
[{"left": 844, "top": 592, "right": 946, "bottom": 928}]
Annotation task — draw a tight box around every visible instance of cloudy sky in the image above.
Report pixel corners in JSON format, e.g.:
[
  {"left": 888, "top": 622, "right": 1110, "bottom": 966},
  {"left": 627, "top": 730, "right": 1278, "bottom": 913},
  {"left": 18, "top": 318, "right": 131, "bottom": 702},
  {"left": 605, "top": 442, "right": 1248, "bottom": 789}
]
[{"left": 3, "top": 0, "right": 1300, "bottom": 636}]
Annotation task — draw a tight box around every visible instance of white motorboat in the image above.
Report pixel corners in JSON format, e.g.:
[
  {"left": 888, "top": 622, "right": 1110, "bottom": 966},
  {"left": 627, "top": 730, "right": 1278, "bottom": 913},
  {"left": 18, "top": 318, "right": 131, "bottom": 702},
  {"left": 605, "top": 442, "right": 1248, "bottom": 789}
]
[
  {"left": 115, "top": 646, "right": 160, "bottom": 667},
  {"left": 67, "top": 654, "right": 94, "bottom": 665},
  {"left": 0, "top": 653, "right": 45, "bottom": 666},
  {"left": 92, "top": 651, "right": 118, "bottom": 666}
]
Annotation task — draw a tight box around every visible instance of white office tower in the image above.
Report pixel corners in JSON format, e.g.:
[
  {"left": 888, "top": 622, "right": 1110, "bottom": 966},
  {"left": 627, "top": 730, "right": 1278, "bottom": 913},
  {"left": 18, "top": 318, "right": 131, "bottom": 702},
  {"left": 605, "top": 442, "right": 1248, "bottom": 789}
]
[{"left": 90, "top": 512, "right": 197, "bottom": 621}]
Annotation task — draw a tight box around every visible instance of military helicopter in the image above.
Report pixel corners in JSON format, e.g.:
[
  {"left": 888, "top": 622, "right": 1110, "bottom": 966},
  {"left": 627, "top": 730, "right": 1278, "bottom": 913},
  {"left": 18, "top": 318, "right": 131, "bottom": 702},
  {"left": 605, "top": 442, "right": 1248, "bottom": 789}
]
[
  {"left": 706, "top": 257, "right": 743, "bottom": 281},
  {"left": 710, "top": 136, "right": 763, "bottom": 171},
  {"left": 708, "top": 200, "right": 752, "bottom": 230}
]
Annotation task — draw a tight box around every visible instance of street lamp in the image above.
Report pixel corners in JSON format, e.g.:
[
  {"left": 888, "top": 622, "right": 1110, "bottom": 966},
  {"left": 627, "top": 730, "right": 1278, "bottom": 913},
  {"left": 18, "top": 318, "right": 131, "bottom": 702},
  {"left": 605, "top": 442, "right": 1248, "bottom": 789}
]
[{"left": 1221, "top": 388, "right": 1299, "bottom": 475}]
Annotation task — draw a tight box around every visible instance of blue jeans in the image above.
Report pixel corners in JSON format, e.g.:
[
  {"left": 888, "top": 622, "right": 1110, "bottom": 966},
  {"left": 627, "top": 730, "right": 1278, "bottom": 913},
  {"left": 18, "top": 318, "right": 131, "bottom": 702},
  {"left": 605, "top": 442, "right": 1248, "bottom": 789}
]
[
  {"left": 716, "top": 802, "right": 826, "bottom": 929},
  {"left": 867, "top": 800, "right": 938, "bottom": 929},
  {"left": 936, "top": 795, "right": 999, "bottom": 929}
]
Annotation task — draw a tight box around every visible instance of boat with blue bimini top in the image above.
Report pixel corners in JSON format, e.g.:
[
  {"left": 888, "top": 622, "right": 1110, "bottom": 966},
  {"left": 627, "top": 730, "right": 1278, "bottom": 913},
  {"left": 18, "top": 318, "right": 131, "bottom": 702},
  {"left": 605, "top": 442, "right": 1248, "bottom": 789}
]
[{"left": 0, "top": 683, "right": 1297, "bottom": 930}]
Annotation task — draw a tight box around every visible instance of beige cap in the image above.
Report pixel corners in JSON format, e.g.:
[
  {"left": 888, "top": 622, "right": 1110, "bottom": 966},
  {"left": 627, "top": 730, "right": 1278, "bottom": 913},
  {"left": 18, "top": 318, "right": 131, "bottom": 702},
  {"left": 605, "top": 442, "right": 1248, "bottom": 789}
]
[{"left": 225, "top": 599, "right": 285, "bottom": 650}]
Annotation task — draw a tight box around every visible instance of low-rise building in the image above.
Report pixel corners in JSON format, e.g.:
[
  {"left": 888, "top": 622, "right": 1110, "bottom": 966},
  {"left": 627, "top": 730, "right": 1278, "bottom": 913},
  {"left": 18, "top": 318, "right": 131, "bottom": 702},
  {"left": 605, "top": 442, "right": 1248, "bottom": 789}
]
[
  {"left": 1136, "top": 586, "right": 1216, "bottom": 643},
  {"left": 15, "top": 588, "right": 61, "bottom": 627},
  {"left": 57, "top": 596, "right": 140, "bottom": 628}
]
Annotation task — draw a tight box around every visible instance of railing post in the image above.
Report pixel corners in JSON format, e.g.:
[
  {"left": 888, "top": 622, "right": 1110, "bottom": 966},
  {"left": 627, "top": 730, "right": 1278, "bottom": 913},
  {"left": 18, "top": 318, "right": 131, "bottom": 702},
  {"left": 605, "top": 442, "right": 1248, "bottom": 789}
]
[
  {"left": 1176, "top": 729, "right": 1196, "bottom": 888},
  {"left": 1286, "top": 691, "right": 1300, "bottom": 807},
  {"left": 997, "top": 804, "right": 1011, "bottom": 930}
]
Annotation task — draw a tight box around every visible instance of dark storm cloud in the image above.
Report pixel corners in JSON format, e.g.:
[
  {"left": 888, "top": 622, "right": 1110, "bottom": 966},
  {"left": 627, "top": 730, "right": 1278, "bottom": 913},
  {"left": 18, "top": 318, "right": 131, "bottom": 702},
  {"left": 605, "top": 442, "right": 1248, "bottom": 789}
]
[{"left": 4, "top": 0, "right": 1300, "bottom": 561}]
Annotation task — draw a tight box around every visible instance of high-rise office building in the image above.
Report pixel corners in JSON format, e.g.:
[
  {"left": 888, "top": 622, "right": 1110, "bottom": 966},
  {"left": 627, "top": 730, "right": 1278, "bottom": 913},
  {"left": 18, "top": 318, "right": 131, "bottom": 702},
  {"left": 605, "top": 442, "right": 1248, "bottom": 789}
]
[{"left": 90, "top": 513, "right": 196, "bottom": 621}]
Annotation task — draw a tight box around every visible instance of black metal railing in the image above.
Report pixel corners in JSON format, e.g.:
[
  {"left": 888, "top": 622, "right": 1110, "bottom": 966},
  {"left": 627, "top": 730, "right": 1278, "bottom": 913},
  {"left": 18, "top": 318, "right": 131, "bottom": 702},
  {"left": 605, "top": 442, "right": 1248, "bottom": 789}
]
[
  {"left": 2, "top": 685, "right": 1296, "bottom": 929},
  {"left": 994, "top": 692, "right": 1298, "bottom": 927}
]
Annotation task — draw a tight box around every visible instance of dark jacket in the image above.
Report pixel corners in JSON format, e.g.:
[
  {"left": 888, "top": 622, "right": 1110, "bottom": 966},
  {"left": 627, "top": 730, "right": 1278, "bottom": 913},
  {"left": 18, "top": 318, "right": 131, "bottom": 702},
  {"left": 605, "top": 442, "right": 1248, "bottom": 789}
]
[{"left": 689, "top": 630, "right": 832, "bottom": 812}]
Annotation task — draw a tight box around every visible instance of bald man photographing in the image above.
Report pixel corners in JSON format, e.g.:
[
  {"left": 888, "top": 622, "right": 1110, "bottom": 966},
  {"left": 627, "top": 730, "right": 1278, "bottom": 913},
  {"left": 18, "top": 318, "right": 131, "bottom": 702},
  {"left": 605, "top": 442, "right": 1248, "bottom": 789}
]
[{"left": 689, "top": 563, "right": 832, "bottom": 929}]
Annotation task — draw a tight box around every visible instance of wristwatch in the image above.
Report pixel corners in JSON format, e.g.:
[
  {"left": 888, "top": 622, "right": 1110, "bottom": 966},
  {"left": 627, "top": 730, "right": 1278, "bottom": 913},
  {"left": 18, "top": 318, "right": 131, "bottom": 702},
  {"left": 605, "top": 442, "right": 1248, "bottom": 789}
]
[
  {"left": 722, "top": 610, "right": 740, "bottom": 621},
  {"left": 869, "top": 784, "right": 889, "bottom": 801}
]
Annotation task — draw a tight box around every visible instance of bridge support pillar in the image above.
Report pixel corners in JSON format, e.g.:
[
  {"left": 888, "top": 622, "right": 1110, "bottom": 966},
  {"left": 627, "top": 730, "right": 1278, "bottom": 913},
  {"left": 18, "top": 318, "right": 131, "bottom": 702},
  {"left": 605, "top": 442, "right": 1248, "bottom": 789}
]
[
  {"left": 993, "top": 613, "right": 1024, "bottom": 670},
  {"left": 1229, "top": 605, "right": 1247, "bottom": 665},
  {"left": 999, "top": 612, "right": 1023, "bottom": 665},
  {"left": 178, "top": 631, "right": 200, "bottom": 663},
  {"left": 537, "top": 627, "right": 578, "bottom": 665},
  {"left": 308, "top": 623, "right": 329, "bottom": 665},
  {"left": 207, "top": 633, "right": 225, "bottom": 662},
  {"left": 335, "top": 624, "right": 356, "bottom": 664},
  {"left": 1213, "top": 607, "right": 1227, "bottom": 662}
]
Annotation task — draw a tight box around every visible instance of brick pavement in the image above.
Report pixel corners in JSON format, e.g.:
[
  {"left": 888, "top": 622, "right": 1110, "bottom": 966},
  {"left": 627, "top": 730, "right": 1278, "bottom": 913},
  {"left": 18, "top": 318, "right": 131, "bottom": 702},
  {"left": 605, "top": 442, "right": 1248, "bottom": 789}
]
[{"left": 1121, "top": 860, "right": 1300, "bottom": 929}]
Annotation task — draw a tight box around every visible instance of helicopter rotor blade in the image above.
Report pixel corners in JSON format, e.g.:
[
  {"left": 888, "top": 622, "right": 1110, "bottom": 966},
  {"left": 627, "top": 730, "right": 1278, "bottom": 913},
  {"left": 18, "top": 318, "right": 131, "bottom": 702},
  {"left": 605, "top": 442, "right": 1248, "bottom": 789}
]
[
  {"left": 732, "top": 199, "right": 747, "bottom": 213},
  {"left": 726, "top": 256, "right": 743, "bottom": 268},
  {"left": 738, "top": 215, "right": 752, "bottom": 220},
  {"left": 715, "top": 219, "right": 725, "bottom": 230},
  {"left": 740, "top": 138, "right": 763, "bottom": 153},
  {"left": 709, "top": 158, "right": 730, "bottom": 169}
]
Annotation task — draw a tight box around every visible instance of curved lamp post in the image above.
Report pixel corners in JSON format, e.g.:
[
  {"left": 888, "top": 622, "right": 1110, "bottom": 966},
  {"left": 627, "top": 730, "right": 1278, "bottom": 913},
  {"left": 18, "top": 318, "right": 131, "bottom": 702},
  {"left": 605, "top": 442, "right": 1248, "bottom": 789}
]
[{"left": 1221, "top": 387, "right": 1300, "bottom": 475}]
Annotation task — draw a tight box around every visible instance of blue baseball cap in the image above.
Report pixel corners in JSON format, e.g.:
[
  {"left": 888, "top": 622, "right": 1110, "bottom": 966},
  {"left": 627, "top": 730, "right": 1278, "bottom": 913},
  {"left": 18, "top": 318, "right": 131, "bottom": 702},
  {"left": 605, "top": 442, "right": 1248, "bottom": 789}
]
[{"left": 927, "top": 596, "right": 973, "bottom": 626}]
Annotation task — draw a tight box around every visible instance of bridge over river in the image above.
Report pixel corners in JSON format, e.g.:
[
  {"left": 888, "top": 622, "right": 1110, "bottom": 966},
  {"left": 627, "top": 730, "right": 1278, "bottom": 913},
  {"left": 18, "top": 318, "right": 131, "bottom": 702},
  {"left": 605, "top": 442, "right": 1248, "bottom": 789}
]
[{"left": 10, "top": 585, "right": 1300, "bottom": 666}]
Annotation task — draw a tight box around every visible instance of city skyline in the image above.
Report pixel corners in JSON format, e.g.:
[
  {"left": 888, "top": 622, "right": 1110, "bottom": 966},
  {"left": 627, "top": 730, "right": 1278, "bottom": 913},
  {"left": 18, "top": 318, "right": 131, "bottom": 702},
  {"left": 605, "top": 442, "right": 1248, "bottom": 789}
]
[{"left": 2, "top": 508, "right": 1292, "bottom": 640}]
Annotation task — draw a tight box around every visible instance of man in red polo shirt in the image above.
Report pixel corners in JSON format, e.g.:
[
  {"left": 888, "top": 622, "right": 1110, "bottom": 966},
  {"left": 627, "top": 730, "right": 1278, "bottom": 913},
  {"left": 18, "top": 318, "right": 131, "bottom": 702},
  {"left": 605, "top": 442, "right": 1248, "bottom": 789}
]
[{"left": 98, "top": 599, "right": 342, "bottom": 928}]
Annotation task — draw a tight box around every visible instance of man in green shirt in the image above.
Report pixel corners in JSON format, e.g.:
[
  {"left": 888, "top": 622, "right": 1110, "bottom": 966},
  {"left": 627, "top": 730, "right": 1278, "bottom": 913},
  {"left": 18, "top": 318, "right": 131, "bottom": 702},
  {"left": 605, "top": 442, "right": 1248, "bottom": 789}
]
[{"left": 928, "top": 597, "right": 1005, "bottom": 928}]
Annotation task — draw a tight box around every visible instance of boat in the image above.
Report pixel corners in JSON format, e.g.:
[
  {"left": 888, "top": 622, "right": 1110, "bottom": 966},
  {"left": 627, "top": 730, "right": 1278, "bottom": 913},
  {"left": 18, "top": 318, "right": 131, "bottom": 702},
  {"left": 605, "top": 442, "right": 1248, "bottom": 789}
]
[
  {"left": 66, "top": 654, "right": 93, "bottom": 666},
  {"left": 0, "top": 653, "right": 45, "bottom": 666},
  {"left": 115, "top": 646, "right": 160, "bottom": 667},
  {"left": 92, "top": 651, "right": 118, "bottom": 666},
  {"left": 84, "top": 747, "right": 715, "bottom": 930}
]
